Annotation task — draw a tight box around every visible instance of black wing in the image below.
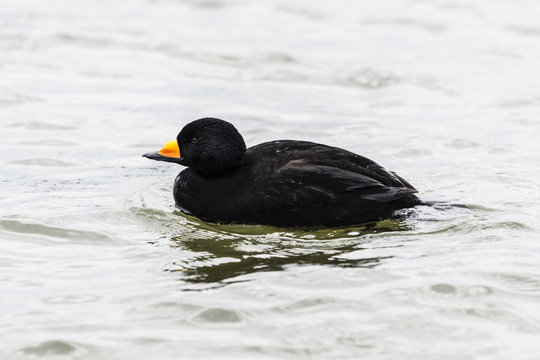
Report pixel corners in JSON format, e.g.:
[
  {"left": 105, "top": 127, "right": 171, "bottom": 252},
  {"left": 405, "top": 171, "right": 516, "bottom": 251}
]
[{"left": 233, "top": 157, "right": 418, "bottom": 226}]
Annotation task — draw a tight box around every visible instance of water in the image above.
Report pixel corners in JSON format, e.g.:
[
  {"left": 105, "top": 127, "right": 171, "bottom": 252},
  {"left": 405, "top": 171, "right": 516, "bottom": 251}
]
[{"left": 2, "top": 0, "right": 540, "bottom": 358}]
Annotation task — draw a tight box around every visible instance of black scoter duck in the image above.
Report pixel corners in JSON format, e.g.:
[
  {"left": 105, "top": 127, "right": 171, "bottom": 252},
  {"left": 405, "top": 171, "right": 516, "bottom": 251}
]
[{"left": 143, "top": 118, "right": 421, "bottom": 227}]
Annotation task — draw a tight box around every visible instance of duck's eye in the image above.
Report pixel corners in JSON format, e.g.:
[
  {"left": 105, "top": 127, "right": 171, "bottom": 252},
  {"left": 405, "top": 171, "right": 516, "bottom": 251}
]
[{"left": 192, "top": 138, "right": 198, "bottom": 143}]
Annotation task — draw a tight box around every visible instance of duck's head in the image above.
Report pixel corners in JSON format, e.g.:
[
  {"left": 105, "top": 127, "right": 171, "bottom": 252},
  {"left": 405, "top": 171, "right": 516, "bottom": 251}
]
[{"left": 143, "top": 117, "right": 246, "bottom": 176}]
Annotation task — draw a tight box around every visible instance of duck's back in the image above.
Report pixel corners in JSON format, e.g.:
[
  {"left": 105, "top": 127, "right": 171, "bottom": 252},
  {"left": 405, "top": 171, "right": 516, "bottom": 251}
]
[{"left": 174, "top": 140, "right": 420, "bottom": 227}]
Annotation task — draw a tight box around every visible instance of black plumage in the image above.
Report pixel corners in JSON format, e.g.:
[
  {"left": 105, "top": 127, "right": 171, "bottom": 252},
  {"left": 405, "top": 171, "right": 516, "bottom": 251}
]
[{"left": 143, "top": 118, "right": 420, "bottom": 227}]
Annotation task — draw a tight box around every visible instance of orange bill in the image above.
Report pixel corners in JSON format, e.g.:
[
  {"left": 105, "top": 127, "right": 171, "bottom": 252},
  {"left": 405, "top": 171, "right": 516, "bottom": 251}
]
[
  {"left": 142, "top": 140, "right": 183, "bottom": 163},
  {"left": 158, "top": 140, "right": 181, "bottom": 158}
]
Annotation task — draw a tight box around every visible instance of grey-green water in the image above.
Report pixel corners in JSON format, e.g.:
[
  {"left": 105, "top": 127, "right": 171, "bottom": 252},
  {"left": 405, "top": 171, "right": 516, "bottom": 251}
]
[{"left": 2, "top": 0, "right": 540, "bottom": 359}]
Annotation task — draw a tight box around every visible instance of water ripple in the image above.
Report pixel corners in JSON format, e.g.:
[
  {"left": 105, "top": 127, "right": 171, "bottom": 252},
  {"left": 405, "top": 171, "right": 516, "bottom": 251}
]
[
  {"left": 0, "top": 92, "right": 40, "bottom": 107},
  {"left": 20, "top": 340, "right": 77, "bottom": 356},
  {"left": 0, "top": 219, "right": 114, "bottom": 243},
  {"left": 190, "top": 308, "right": 243, "bottom": 325},
  {"left": 8, "top": 158, "right": 75, "bottom": 167}
]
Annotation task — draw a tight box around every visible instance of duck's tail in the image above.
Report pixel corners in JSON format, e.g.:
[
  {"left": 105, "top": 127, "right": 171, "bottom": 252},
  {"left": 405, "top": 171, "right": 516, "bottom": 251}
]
[{"left": 419, "top": 200, "right": 469, "bottom": 209}]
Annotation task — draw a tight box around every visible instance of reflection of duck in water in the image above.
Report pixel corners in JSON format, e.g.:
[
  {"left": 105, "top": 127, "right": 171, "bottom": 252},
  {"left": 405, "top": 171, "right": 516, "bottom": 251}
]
[
  {"left": 143, "top": 118, "right": 421, "bottom": 227},
  {"left": 167, "top": 220, "right": 408, "bottom": 285}
]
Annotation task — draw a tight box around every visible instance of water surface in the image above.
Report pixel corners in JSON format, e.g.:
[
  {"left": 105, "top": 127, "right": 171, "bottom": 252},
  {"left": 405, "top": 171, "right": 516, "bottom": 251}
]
[{"left": 2, "top": 0, "right": 540, "bottom": 359}]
